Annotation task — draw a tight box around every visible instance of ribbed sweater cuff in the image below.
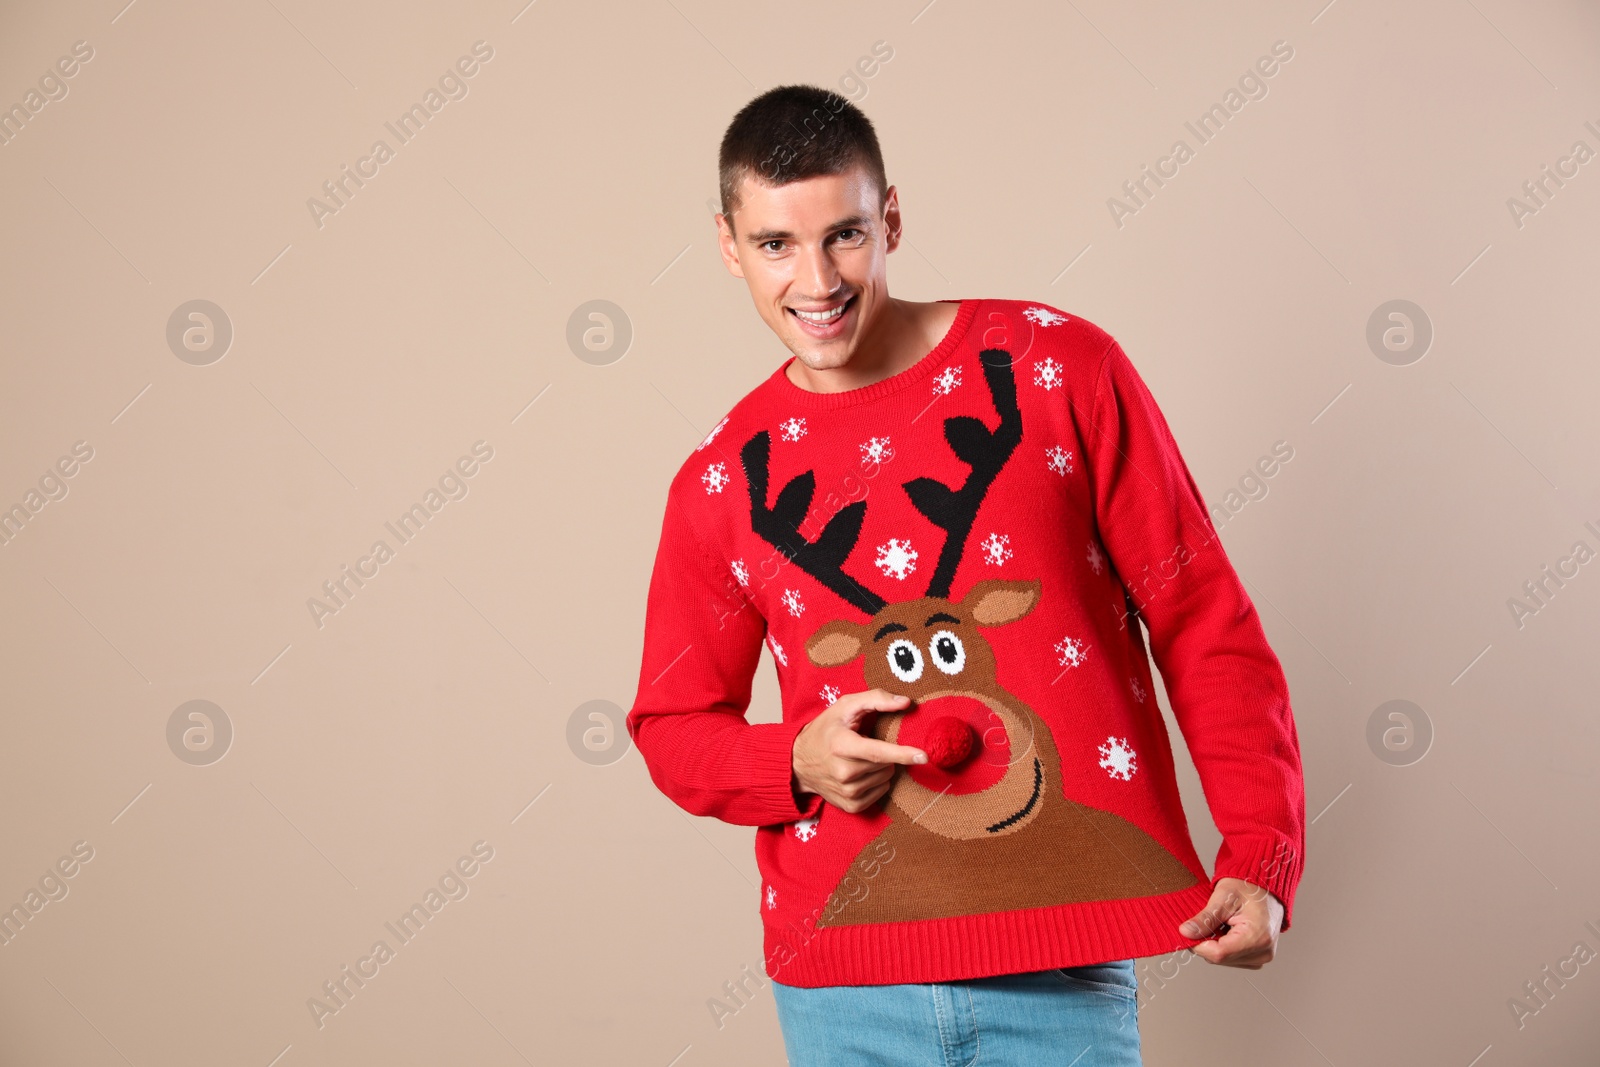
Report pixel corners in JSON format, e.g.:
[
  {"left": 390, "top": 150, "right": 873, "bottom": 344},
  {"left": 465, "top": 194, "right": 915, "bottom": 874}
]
[
  {"left": 1212, "top": 833, "right": 1305, "bottom": 932},
  {"left": 749, "top": 718, "right": 825, "bottom": 826}
]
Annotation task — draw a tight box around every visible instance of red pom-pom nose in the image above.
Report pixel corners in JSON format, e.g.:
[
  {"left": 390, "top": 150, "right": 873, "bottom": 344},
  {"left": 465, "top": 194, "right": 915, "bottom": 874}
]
[{"left": 922, "top": 716, "right": 976, "bottom": 770}]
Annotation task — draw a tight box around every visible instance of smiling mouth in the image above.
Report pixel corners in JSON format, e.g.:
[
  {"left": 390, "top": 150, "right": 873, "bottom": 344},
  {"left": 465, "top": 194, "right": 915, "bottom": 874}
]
[
  {"left": 787, "top": 294, "right": 856, "bottom": 323},
  {"left": 985, "top": 757, "right": 1042, "bottom": 833}
]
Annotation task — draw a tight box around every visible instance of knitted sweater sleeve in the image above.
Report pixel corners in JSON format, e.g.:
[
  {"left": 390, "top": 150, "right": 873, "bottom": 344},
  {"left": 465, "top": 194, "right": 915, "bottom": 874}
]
[
  {"left": 1085, "top": 337, "right": 1308, "bottom": 930},
  {"left": 625, "top": 489, "right": 825, "bottom": 827}
]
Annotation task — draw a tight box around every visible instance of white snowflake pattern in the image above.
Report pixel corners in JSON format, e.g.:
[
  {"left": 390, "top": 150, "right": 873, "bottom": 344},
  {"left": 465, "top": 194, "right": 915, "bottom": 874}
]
[
  {"left": 1023, "top": 306, "right": 1071, "bottom": 328},
  {"left": 980, "top": 532, "right": 1013, "bottom": 566},
  {"left": 781, "top": 589, "right": 806, "bottom": 618},
  {"left": 779, "top": 417, "right": 808, "bottom": 442},
  {"left": 819, "top": 684, "right": 841, "bottom": 706},
  {"left": 1086, "top": 541, "right": 1105, "bottom": 574},
  {"left": 794, "top": 813, "right": 820, "bottom": 842},
  {"left": 1098, "top": 736, "right": 1138, "bottom": 781},
  {"left": 765, "top": 885, "right": 777, "bottom": 909},
  {"left": 874, "top": 538, "right": 919, "bottom": 580},
  {"left": 1046, "top": 445, "right": 1074, "bottom": 476},
  {"left": 931, "top": 366, "right": 963, "bottom": 396},
  {"left": 696, "top": 415, "right": 729, "bottom": 451},
  {"left": 860, "top": 436, "right": 895, "bottom": 465},
  {"left": 1129, "top": 676, "right": 1147, "bottom": 703},
  {"left": 730, "top": 559, "right": 749, "bottom": 587},
  {"left": 1054, "top": 634, "right": 1091, "bottom": 670},
  {"left": 702, "top": 462, "right": 730, "bottom": 494},
  {"left": 1033, "top": 357, "right": 1064, "bottom": 391},
  {"left": 767, "top": 633, "right": 788, "bottom": 667}
]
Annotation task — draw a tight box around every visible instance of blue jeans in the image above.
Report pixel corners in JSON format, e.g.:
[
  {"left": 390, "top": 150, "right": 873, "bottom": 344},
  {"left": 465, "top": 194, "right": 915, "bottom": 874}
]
[{"left": 771, "top": 960, "right": 1141, "bottom": 1066}]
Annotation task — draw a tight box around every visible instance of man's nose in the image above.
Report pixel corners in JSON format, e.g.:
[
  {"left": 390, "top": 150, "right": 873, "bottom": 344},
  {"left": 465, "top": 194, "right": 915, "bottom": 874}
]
[{"left": 795, "top": 243, "right": 842, "bottom": 298}]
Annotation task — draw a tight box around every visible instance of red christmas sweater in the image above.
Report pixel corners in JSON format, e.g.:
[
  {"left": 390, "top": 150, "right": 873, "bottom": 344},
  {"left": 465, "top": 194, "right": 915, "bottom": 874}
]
[{"left": 626, "top": 297, "right": 1306, "bottom": 988}]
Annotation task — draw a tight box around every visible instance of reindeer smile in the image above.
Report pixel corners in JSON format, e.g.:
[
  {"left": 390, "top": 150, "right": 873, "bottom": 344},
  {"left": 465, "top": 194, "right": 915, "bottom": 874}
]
[{"left": 987, "top": 757, "right": 1043, "bottom": 833}]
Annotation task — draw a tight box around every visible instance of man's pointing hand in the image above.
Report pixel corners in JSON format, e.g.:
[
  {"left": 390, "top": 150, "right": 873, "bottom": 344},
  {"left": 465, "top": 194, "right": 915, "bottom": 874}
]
[{"left": 792, "top": 689, "right": 927, "bottom": 814}]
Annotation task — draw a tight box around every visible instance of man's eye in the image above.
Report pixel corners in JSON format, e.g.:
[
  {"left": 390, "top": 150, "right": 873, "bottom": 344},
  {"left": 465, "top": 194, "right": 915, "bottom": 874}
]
[
  {"left": 762, "top": 241, "right": 784, "bottom": 253},
  {"left": 836, "top": 229, "right": 861, "bottom": 241}
]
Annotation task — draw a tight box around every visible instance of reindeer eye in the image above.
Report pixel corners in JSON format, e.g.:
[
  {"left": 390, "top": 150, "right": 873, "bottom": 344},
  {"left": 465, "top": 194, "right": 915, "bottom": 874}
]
[
  {"left": 885, "top": 638, "right": 924, "bottom": 683},
  {"left": 929, "top": 630, "right": 965, "bottom": 674}
]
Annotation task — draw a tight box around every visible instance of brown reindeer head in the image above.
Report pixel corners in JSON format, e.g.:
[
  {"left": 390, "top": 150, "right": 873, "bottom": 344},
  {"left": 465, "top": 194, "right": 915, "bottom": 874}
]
[{"left": 803, "top": 576, "right": 1055, "bottom": 840}]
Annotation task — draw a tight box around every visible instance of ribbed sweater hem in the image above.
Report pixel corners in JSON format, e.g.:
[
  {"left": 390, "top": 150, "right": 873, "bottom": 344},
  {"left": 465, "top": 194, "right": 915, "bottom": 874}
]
[{"left": 764, "top": 880, "right": 1216, "bottom": 988}]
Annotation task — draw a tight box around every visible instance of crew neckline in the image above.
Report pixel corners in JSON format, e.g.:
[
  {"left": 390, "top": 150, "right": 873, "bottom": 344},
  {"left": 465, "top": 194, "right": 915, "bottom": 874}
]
[{"left": 769, "top": 298, "right": 978, "bottom": 410}]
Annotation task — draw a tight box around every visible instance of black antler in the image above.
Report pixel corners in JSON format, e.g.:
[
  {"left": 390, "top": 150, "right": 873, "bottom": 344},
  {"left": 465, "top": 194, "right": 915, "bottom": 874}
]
[
  {"left": 902, "top": 349, "right": 1022, "bottom": 599},
  {"left": 742, "top": 430, "right": 887, "bottom": 616}
]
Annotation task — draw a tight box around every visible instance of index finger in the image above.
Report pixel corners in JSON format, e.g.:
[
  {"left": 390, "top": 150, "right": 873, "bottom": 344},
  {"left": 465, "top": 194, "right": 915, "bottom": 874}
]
[{"left": 836, "top": 731, "right": 927, "bottom": 766}]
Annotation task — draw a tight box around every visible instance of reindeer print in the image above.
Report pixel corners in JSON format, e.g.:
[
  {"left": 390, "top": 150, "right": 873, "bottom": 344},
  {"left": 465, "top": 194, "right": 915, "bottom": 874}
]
[{"left": 741, "top": 350, "right": 1197, "bottom": 927}]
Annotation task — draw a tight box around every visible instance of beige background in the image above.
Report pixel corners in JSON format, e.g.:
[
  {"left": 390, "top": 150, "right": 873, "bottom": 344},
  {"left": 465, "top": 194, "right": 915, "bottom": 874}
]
[{"left": 2, "top": 0, "right": 1598, "bottom": 1063}]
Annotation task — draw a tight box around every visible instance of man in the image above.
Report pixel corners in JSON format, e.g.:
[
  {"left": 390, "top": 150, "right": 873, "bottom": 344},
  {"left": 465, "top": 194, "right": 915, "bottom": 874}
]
[{"left": 626, "top": 84, "right": 1306, "bottom": 1065}]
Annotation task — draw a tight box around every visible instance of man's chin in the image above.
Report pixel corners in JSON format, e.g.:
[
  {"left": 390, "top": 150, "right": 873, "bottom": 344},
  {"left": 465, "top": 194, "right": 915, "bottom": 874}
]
[{"left": 789, "top": 349, "right": 850, "bottom": 373}]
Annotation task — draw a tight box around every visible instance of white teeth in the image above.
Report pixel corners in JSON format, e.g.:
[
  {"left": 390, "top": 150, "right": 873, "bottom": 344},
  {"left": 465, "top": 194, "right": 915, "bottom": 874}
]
[{"left": 794, "top": 301, "right": 848, "bottom": 323}]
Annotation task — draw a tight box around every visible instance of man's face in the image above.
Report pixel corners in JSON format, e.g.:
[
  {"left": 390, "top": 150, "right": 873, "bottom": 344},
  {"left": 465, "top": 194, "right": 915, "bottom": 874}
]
[{"left": 716, "top": 165, "right": 899, "bottom": 372}]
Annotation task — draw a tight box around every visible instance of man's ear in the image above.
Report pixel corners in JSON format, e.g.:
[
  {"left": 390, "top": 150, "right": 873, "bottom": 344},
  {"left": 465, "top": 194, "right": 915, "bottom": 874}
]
[
  {"left": 881, "top": 184, "right": 903, "bottom": 253},
  {"left": 806, "top": 619, "right": 867, "bottom": 667},
  {"left": 715, "top": 210, "right": 745, "bottom": 278}
]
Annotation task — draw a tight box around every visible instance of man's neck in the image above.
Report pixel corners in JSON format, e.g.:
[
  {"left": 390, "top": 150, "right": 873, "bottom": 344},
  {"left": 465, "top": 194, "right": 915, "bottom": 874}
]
[{"left": 784, "top": 297, "right": 958, "bottom": 395}]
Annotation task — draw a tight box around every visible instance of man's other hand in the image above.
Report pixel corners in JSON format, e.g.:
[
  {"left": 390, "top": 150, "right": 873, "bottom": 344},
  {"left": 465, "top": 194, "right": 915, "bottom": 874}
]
[
  {"left": 1178, "top": 877, "right": 1285, "bottom": 968},
  {"left": 792, "top": 689, "right": 927, "bottom": 813}
]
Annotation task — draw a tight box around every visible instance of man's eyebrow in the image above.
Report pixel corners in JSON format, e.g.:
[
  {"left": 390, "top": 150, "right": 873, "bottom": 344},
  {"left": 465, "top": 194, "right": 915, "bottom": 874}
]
[{"left": 744, "top": 215, "right": 873, "bottom": 245}]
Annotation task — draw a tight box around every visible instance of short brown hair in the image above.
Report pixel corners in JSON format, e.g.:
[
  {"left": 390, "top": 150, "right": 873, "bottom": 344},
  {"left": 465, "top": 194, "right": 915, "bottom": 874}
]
[{"left": 717, "top": 84, "right": 888, "bottom": 235}]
